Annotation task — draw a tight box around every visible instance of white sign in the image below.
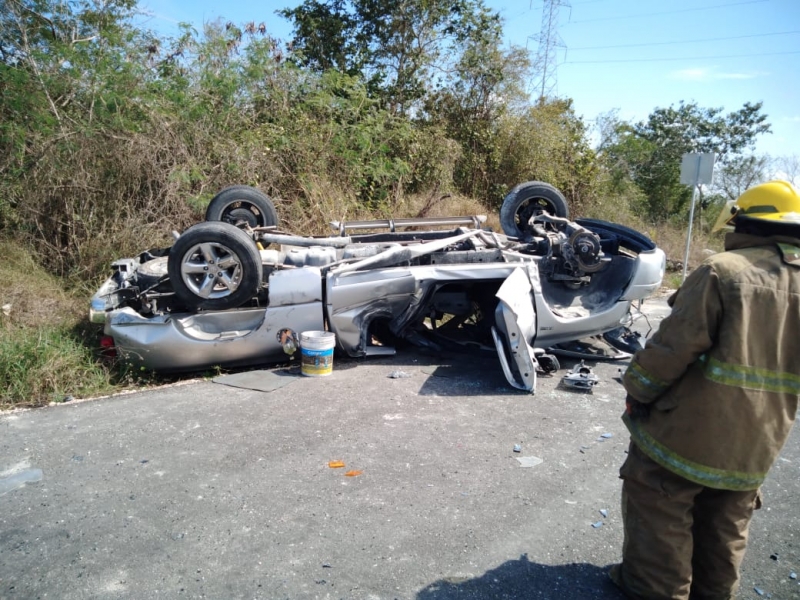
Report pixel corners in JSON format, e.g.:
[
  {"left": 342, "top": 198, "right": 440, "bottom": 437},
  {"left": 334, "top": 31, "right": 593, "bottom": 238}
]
[
  {"left": 680, "top": 153, "right": 715, "bottom": 185},
  {"left": 679, "top": 152, "right": 716, "bottom": 283}
]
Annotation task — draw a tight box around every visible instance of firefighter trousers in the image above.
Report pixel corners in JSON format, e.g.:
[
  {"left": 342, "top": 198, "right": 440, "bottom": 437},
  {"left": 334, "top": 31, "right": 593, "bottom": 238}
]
[{"left": 611, "top": 442, "right": 760, "bottom": 600}]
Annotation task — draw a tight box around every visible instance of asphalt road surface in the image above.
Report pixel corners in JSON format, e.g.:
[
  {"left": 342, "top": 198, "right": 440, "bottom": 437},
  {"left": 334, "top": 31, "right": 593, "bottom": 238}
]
[{"left": 2, "top": 298, "right": 799, "bottom": 600}]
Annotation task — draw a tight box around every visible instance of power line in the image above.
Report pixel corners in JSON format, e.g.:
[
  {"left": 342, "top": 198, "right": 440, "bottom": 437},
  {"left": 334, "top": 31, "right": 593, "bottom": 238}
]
[
  {"left": 569, "top": 30, "right": 800, "bottom": 51},
  {"left": 564, "top": 49, "right": 800, "bottom": 64},
  {"left": 531, "top": 0, "right": 570, "bottom": 100},
  {"left": 567, "top": 0, "right": 768, "bottom": 25}
]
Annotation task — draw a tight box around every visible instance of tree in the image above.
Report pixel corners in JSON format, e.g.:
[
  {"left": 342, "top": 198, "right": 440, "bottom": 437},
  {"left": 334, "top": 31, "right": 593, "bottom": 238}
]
[
  {"left": 712, "top": 154, "right": 770, "bottom": 202},
  {"left": 421, "top": 3, "right": 530, "bottom": 199},
  {"left": 277, "top": 0, "right": 363, "bottom": 76},
  {"left": 0, "top": 0, "right": 156, "bottom": 262},
  {"left": 771, "top": 154, "right": 800, "bottom": 187},
  {"left": 0, "top": 0, "right": 147, "bottom": 130},
  {"left": 280, "top": 0, "right": 501, "bottom": 115},
  {"left": 599, "top": 101, "right": 771, "bottom": 221},
  {"left": 492, "top": 99, "right": 598, "bottom": 210}
]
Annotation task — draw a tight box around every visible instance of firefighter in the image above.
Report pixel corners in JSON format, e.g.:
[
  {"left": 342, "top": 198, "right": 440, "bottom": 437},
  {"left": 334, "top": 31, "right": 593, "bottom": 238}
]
[{"left": 609, "top": 180, "right": 800, "bottom": 600}]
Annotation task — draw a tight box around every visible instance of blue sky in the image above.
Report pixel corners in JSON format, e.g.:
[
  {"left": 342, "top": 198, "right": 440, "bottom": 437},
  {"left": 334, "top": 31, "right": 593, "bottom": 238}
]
[{"left": 139, "top": 0, "right": 799, "bottom": 157}]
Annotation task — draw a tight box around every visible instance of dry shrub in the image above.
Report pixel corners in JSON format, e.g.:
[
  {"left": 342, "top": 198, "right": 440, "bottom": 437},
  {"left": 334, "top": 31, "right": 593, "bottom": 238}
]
[
  {"left": 644, "top": 223, "right": 725, "bottom": 271},
  {"left": 396, "top": 192, "right": 499, "bottom": 230},
  {"left": 272, "top": 174, "right": 366, "bottom": 236},
  {"left": 583, "top": 188, "right": 642, "bottom": 227},
  {"left": 255, "top": 183, "right": 499, "bottom": 238},
  {"left": 266, "top": 177, "right": 492, "bottom": 237},
  {"left": 9, "top": 124, "right": 291, "bottom": 285},
  {"left": 0, "top": 238, "right": 84, "bottom": 328},
  {"left": 582, "top": 182, "right": 726, "bottom": 273},
  {"left": 13, "top": 129, "right": 198, "bottom": 281}
]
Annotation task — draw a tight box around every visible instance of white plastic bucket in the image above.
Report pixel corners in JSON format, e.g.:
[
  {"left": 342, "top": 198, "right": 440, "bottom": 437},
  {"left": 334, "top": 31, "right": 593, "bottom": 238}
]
[{"left": 300, "top": 331, "right": 336, "bottom": 377}]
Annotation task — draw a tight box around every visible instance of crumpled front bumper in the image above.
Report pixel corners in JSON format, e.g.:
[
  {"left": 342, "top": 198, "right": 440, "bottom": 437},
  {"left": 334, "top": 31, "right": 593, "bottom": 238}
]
[{"left": 98, "top": 267, "right": 326, "bottom": 372}]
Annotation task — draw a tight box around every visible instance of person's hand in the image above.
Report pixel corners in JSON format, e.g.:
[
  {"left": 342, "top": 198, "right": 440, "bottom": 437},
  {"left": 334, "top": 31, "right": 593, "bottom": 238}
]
[{"left": 625, "top": 394, "right": 651, "bottom": 421}]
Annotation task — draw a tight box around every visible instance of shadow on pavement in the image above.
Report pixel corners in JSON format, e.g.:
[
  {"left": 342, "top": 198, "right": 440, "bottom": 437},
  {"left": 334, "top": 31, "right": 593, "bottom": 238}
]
[
  {"left": 340, "top": 349, "right": 533, "bottom": 397},
  {"left": 416, "top": 554, "right": 626, "bottom": 600},
  {"left": 415, "top": 363, "right": 529, "bottom": 397}
]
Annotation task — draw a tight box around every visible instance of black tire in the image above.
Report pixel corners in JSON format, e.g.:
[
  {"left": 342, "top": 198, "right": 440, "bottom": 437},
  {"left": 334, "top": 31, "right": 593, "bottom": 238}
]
[
  {"left": 205, "top": 185, "right": 279, "bottom": 229},
  {"left": 168, "top": 221, "right": 263, "bottom": 311},
  {"left": 500, "top": 181, "right": 569, "bottom": 238}
]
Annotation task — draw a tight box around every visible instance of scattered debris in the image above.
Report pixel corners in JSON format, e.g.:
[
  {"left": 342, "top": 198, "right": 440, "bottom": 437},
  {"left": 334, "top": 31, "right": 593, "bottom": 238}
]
[
  {"left": 560, "top": 361, "right": 599, "bottom": 390},
  {"left": 770, "top": 553, "right": 779, "bottom": 561},
  {"left": 536, "top": 353, "right": 560, "bottom": 374},
  {"left": 388, "top": 370, "right": 412, "bottom": 379},
  {"left": 598, "top": 433, "right": 614, "bottom": 441},
  {"left": 328, "top": 461, "right": 345, "bottom": 469},
  {"left": 600, "top": 509, "right": 608, "bottom": 518},
  {"left": 754, "top": 587, "right": 765, "bottom": 596},
  {"left": 344, "top": 470, "right": 362, "bottom": 477},
  {"left": 591, "top": 521, "right": 604, "bottom": 528},
  {"left": 513, "top": 444, "right": 522, "bottom": 453},
  {"left": 579, "top": 445, "right": 591, "bottom": 454},
  {"left": 515, "top": 456, "right": 543, "bottom": 468},
  {"left": 790, "top": 572, "right": 797, "bottom": 580}
]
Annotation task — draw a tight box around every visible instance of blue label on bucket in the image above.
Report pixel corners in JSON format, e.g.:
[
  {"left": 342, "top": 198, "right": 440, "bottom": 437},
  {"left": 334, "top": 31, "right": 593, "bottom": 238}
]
[{"left": 302, "top": 348, "right": 333, "bottom": 357}]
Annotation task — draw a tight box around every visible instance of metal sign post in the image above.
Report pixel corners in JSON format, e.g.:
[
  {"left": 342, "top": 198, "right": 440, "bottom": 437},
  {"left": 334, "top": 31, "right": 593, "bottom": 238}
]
[{"left": 679, "top": 152, "right": 716, "bottom": 283}]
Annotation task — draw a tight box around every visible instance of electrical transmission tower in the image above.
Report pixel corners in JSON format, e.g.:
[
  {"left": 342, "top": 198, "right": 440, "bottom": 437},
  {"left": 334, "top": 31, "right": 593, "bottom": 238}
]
[{"left": 529, "top": 0, "right": 569, "bottom": 102}]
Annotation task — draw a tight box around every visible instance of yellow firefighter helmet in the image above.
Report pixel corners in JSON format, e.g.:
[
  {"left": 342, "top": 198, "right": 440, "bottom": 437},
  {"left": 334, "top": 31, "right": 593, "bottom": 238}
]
[{"left": 713, "top": 180, "right": 800, "bottom": 231}]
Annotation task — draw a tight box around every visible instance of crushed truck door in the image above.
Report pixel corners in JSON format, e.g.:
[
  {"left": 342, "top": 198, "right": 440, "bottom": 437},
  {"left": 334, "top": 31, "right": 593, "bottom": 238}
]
[{"left": 491, "top": 266, "right": 540, "bottom": 393}]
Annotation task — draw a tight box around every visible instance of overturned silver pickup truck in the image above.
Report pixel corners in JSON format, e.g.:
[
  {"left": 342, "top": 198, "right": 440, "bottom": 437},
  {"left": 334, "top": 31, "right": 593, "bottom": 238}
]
[{"left": 90, "top": 182, "right": 665, "bottom": 392}]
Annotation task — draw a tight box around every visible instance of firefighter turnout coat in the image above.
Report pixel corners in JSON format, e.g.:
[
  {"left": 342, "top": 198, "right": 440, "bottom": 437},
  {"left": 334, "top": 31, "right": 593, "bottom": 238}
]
[{"left": 622, "top": 232, "right": 800, "bottom": 491}]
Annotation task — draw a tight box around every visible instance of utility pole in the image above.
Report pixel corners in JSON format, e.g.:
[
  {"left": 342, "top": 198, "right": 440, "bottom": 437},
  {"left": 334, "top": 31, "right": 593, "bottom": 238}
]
[{"left": 529, "top": 0, "right": 569, "bottom": 102}]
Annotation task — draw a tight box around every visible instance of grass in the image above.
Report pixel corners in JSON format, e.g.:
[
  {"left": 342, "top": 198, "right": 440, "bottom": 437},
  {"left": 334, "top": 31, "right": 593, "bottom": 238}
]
[
  {"left": 663, "top": 271, "right": 685, "bottom": 291},
  {"left": 0, "top": 325, "right": 112, "bottom": 409},
  {"left": 0, "top": 239, "right": 118, "bottom": 408}
]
